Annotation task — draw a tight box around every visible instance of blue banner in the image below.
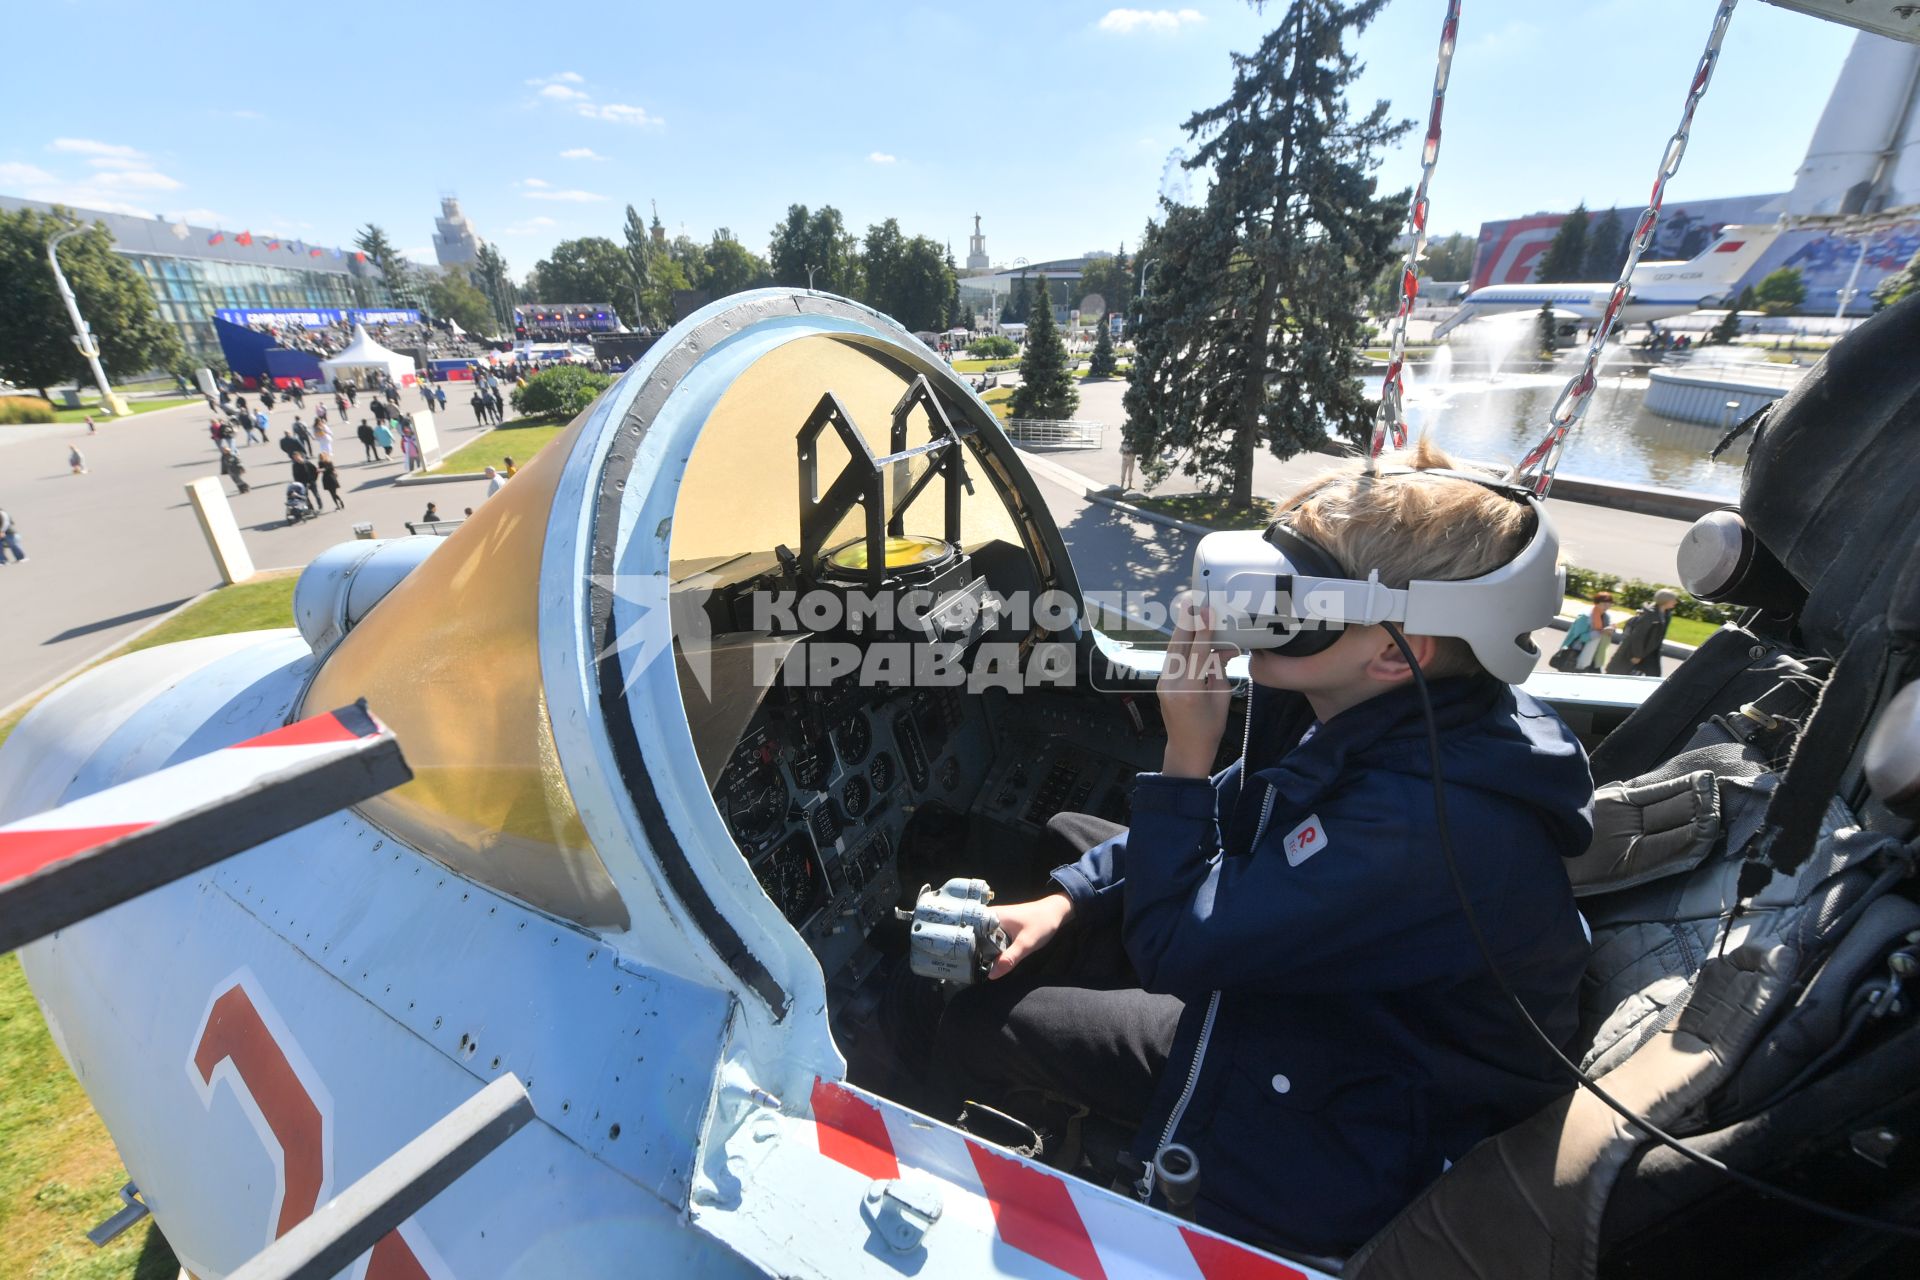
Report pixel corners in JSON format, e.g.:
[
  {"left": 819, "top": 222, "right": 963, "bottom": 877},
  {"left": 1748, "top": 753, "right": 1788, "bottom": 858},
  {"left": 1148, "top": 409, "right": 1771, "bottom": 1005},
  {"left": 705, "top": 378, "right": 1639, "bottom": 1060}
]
[{"left": 214, "top": 307, "right": 422, "bottom": 328}]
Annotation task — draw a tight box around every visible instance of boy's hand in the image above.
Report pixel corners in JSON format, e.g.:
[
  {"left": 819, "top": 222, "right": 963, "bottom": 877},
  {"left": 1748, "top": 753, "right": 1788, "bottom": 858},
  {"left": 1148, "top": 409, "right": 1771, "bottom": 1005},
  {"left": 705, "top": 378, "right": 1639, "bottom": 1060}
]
[
  {"left": 989, "top": 893, "right": 1074, "bottom": 979},
  {"left": 1158, "top": 595, "right": 1232, "bottom": 778}
]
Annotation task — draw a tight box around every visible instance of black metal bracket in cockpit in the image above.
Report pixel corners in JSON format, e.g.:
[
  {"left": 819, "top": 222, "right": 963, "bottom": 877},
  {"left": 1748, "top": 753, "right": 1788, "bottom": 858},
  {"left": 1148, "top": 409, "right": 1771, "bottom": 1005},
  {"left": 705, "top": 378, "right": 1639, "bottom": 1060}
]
[{"left": 795, "top": 375, "right": 974, "bottom": 588}]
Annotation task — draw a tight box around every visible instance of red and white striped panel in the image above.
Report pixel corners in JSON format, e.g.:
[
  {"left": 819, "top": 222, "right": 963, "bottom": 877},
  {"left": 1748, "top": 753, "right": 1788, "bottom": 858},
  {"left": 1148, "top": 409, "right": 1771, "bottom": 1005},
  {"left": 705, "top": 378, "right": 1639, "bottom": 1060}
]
[
  {"left": 809, "top": 1079, "right": 1330, "bottom": 1280},
  {"left": 0, "top": 706, "right": 383, "bottom": 888}
]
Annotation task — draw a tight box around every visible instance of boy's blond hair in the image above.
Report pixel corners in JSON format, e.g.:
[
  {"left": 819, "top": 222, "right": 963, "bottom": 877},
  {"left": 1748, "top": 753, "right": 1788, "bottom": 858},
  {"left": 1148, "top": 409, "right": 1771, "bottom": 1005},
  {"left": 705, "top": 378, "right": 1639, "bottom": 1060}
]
[{"left": 1278, "top": 438, "right": 1536, "bottom": 678}]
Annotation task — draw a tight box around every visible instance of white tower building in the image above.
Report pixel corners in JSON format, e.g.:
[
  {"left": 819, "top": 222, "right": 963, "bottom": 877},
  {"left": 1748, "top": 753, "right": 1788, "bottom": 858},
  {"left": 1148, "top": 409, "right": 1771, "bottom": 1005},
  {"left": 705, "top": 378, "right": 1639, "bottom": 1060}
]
[{"left": 432, "top": 196, "right": 483, "bottom": 271}]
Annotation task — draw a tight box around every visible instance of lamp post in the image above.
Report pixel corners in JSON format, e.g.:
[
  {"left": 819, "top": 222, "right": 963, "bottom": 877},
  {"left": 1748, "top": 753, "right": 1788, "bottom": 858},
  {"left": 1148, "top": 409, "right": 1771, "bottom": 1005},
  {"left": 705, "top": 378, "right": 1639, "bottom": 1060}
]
[{"left": 47, "top": 222, "right": 129, "bottom": 416}]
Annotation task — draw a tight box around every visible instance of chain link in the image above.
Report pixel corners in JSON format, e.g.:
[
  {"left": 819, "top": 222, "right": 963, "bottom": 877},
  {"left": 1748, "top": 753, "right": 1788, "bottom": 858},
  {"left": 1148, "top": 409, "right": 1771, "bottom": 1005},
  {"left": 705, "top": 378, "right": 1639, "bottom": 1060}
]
[
  {"left": 1368, "top": 0, "right": 1462, "bottom": 471},
  {"left": 1507, "top": 0, "right": 1739, "bottom": 495}
]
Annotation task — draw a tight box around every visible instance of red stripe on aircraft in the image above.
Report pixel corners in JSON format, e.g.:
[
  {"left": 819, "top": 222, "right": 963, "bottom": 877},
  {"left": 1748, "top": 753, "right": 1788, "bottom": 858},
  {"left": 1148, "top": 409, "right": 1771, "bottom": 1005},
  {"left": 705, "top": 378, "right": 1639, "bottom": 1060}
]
[
  {"left": 235, "top": 711, "right": 363, "bottom": 750},
  {"left": 1714, "top": 240, "right": 1745, "bottom": 252},
  {"left": 967, "top": 1140, "right": 1108, "bottom": 1280},
  {"left": 0, "top": 823, "right": 149, "bottom": 884},
  {"left": 811, "top": 1079, "right": 899, "bottom": 1180},
  {"left": 1182, "top": 1227, "right": 1311, "bottom": 1280},
  {"left": 194, "top": 985, "right": 327, "bottom": 1237},
  {"left": 368, "top": 1230, "right": 433, "bottom": 1280}
]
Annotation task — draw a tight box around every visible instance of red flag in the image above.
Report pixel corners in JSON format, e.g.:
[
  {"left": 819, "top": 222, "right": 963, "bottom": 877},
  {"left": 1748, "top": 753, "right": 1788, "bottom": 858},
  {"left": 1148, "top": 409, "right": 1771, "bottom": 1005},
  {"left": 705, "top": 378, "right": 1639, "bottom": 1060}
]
[
  {"left": 236, "top": 231, "right": 253, "bottom": 246},
  {"left": 309, "top": 247, "right": 323, "bottom": 257},
  {"left": 353, "top": 251, "right": 367, "bottom": 263},
  {"left": 207, "top": 231, "right": 225, "bottom": 245},
  {"left": 265, "top": 239, "right": 280, "bottom": 250}
]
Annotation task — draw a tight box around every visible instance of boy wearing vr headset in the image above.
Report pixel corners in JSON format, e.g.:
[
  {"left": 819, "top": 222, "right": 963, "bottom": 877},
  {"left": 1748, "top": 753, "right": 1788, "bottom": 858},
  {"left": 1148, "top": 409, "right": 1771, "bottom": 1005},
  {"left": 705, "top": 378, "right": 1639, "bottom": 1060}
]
[{"left": 930, "top": 442, "right": 1594, "bottom": 1256}]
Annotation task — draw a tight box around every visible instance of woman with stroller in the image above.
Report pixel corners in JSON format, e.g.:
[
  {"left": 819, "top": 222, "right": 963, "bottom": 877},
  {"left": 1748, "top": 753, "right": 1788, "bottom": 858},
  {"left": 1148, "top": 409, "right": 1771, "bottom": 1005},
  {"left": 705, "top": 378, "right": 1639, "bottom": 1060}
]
[{"left": 219, "top": 444, "right": 250, "bottom": 495}]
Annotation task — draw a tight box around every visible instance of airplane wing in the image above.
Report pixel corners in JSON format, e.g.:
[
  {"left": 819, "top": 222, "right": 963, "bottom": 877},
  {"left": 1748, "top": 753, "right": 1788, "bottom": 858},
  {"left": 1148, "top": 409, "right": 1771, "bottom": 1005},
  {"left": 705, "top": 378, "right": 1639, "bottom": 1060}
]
[{"left": 0, "top": 701, "right": 409, "bottom": 952}]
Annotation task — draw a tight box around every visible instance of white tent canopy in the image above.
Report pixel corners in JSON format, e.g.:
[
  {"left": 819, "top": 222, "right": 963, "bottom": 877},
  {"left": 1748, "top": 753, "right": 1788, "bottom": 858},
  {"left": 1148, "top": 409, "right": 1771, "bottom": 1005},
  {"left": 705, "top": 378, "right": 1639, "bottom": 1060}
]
[{"left": 319, "top": 325, "right": 417, "bottom": 389}]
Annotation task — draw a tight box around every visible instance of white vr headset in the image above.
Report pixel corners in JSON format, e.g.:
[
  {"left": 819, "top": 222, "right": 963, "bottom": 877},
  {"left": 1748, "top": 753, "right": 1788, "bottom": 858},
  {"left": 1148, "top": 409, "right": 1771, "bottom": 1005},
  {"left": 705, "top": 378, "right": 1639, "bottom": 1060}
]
[{"left": 1189, "top": 472, "right": 1564, "bottom": 684}]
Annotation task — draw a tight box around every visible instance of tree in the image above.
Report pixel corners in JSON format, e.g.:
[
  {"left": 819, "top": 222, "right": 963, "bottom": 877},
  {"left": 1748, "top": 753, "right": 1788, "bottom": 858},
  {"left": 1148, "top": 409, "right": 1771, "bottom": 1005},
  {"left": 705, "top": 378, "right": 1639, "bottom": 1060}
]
[
  {"left": 1423, "top": 231, "right": 1475, "bottom": 281},
  {"left": 1087, "top": 313, "right": 1118, "bottom": 377},
  {"left": 621, "top": 204, "right": 655, "bottom": 327},
  {"left": 1753, "top": 266, "right": 1806, "bottom": 315},
  {"left": 1536, "top": 203, "right": 1590, "bottom": 283},
  {"left": 668, "top": 234, "right": 709, "bottom": 291},
  {"left": 706, "top": 228, "right": 771, "bottom": 298},
  {"left": 534, "top": 237, "right": 640, "bottom": 325},
  {"left": 1011, "top": 276, "right": 1079, "bottom": 420},
  {"left": 1535, "top": 302, "right": 1557, "bottom": 359},
  {"left": 1707, "top": 307, "right": 1742, "bottom": 345},
  {"left": 354, "top": 224, "right": 412, "bottom": 304},
  {"left": 768, "top": 204, "right": 862, "bottom": 295},
  {"left": 861, "top": 220, "right": 954, "bottom": 331},
  {"left": 1582, "top": 208, "right": 1628, "bottom": 281},
  {"left": 1002, "top": 273, "right": 1032, "bottom": 325},
  {"left": 1124, "top": 0, "right": 1409, "bottom": 508},
  {"left": 511, "top": 365, "right": 615, "bottom": 419},
  {"left": 1873, "top": 245, "right": 1920, "bottom": 309},
  {"left": 945, "top": 247, "right": 968, "bottom": 329},
  {"left": 0, "top": 205, "right": 182, "bottom": 398},
  {"left": 424, "top": 273, "right": 496, "bottom": 336},
  {"left": 473, "top": 243, "right": 515, "bottom": 331}
]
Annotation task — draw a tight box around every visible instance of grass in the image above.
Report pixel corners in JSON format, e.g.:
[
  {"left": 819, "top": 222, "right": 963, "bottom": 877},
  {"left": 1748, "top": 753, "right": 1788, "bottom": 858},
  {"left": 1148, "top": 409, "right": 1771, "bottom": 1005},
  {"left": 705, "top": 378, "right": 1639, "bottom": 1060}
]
[
  {"left": 427, "top": 416, "right": 565, "bottom": 475},
  {"left": 952, "top": 358, "right": 1022, "bottom": 374},
  {"left": 1665, "top": 615, "right": 1720, "bottom": 647},
  {"left": 49, "top": 397, "right": 200, "bottom": 426},
  {"left": 0, "top": 573, "right": 297, "bottom": 1279},
  {"left": 982, "top": 387, "right": 1014, "bottom": 422}
]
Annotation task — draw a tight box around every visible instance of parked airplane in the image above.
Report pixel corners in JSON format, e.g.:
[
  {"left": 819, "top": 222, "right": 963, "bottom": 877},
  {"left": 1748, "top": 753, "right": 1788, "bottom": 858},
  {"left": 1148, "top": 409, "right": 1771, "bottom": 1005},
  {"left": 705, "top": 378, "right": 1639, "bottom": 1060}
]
[{"left": 1432, "top": 224, "right": 1782, "bottom": 339}]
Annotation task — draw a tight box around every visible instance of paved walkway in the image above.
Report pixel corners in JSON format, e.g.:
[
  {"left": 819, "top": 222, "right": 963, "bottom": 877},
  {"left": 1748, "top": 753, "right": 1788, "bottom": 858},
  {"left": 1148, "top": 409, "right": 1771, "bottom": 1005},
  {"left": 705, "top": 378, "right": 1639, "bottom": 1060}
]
[{"left": 0, "top": 388, "right": 500, "bottom": 711}]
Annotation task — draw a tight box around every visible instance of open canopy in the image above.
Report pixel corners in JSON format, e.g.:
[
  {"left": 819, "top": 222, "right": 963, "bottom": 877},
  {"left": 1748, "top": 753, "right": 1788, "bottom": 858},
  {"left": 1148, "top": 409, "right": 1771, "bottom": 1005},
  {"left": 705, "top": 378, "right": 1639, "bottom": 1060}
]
[{"left": 319, "top": 324, "right": 416, "bottom": 388}]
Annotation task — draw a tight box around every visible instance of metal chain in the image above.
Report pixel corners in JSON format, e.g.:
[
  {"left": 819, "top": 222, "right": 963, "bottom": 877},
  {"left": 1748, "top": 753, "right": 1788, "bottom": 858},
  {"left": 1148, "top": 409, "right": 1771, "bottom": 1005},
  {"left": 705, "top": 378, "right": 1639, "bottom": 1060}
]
[
  {"left": 1368, "top": 0, "right": 1462, "bottom": 471},
  {"left": 1507, "top": 0, "right": 1738, "bottom": 495}
]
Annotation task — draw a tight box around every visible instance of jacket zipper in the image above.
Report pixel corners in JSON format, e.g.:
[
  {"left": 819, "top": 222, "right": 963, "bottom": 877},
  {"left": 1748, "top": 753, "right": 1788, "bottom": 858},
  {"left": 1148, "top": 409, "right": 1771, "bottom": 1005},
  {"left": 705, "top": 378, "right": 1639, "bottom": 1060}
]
[{"left": 1138, "top": 778, "right": 1277, "bottom": 1203}]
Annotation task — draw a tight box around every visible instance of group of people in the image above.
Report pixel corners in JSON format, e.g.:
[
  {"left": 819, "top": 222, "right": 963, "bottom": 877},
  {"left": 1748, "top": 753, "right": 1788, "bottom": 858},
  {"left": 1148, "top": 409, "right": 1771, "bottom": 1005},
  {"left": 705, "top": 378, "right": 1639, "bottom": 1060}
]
[
  {"left": 470, "top": 379, "right": 508, "bottom": 425},
  {"left": 1552, "top": 588, "right": 1680, "bottom": 675}
]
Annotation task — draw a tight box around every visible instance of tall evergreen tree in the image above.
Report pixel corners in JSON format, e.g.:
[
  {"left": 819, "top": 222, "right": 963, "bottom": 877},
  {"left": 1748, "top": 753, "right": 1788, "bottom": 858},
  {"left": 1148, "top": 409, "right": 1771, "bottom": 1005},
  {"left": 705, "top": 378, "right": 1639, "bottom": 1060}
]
[
  {"left": 474, "top": 243, "right": 515, "bottom": 332},
  {"left": 1011, "top": 279, "right": 1079, "bottom": 420},
  {"left": 1087, "top": 312, "right": 1118, "bottom": 378},
  {"left": 1536, "top": 203, "right": 1590, "bottom": 283},
  {"left": 946, "top": 247, "right": 968, "bottom": 329},
  {"left": 622, "top": 203, "right": 655, "bottom": 326},
  {"left": 1582, "top": 207, "right": 1627, "bottom": 281},
  {"left": 1124, "top": 0, "right": 1409, "bottom": 507},
  {"left": 1003, "top": 272, "right": 1032, "bottom": 325},
  {"left": 353, "top": 224, "right": 412, "bottom": 305},
  {"left": 1535, "top": 302, "right": 1558, "bottom": 359}
]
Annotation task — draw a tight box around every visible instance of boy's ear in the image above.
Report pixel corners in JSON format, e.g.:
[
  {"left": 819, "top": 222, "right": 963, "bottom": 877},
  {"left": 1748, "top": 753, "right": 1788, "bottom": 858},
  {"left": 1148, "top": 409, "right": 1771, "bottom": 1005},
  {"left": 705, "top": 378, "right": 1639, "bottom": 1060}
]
[{"left": 1365, "top": 629, "right": 1438, "bottom": 684}]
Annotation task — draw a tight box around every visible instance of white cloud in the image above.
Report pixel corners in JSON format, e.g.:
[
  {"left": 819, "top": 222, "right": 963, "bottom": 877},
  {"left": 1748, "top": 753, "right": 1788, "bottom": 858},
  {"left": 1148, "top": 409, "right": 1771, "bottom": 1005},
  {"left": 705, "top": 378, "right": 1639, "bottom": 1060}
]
[
  {"left": 559, "top": 147, "right": 603, "bottom": 160},
  {"left": 0, "top": 161, "right": 59, "bottom": 188},
  {"left": 524, "top": 188, "right": 607, "bottom": 203},
  {"left": 1097, "top": 8, "right": 1205, "bottom": 34},
  {"left": 48, "top": 137, "right": 147, "bottom": 161},
  {"left": 94, "top": 169, "right": 183, "bottom": 191},
  {"left": 868, "top": 151, "right": 897, "bottom": 165},
  {"left": 525, "top": 71, "right": 585, "bottom": 86},
  {"left": 539, "top": 83, "right": 588, "bottom": 101},
  {"left": 520, "top": 177, "right": 550, "bottom": 188},
  {"left": 579, "top": 102, "right": 662, "bottom": 128}
]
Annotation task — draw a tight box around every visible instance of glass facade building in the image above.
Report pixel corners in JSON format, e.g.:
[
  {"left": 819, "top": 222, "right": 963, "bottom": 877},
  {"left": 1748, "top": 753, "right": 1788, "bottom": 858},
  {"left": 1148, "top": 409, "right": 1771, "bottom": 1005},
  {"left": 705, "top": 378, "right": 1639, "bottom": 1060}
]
[{"left": 0, "top": 194, "right": 391, "bottom": 365}]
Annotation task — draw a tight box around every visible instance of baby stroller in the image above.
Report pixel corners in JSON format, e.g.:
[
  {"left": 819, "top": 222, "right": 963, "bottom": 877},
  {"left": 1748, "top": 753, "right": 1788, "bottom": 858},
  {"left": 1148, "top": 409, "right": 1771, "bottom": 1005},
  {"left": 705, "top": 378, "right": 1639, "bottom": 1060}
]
[{"left": 283, "top": 483, "right": 316, "bottom": 526}]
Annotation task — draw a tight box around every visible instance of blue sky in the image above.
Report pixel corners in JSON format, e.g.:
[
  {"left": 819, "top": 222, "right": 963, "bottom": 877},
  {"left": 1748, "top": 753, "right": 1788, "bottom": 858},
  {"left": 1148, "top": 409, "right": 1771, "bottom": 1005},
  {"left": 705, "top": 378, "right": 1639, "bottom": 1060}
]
[{"left": 1, "top": 2, "right": 1861, "bottom": 276}]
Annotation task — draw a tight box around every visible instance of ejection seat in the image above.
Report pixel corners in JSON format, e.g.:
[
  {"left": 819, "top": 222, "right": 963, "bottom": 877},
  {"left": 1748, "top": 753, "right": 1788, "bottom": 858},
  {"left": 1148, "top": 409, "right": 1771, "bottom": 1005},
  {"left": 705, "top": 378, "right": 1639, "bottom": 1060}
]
[{"left": 1347, "top": 293, "right": 1920, "bottom": 1279}]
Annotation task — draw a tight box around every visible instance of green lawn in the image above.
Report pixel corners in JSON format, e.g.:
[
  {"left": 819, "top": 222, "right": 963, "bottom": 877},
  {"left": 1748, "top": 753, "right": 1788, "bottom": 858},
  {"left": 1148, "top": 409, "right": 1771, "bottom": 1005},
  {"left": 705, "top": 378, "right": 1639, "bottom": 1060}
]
[
  {"left": 952, "top": 358, "right": 1022, "bottom": 374},
  {"left": 0, "top": 573, "right": 298, "bottom": 1279},
  {"left": 427, "top": 417, "right": 565, "bottom": 475},
  {"left": 1664, "top": 614, "right": 1720, "bottom": 647},
  {"left": 51, "top": 397, "right": 200, "bottom": 426},
  {"left": 982, "top": 386, "right": 1014, "bottom": 421}
]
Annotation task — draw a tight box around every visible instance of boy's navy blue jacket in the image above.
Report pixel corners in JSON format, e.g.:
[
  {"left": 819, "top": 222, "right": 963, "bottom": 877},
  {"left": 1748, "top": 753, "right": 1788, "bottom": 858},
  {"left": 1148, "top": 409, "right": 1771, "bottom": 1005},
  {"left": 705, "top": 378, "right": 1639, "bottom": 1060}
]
[{"left": 1050, "top": 675, "right": 1594, "bottom": 1256}]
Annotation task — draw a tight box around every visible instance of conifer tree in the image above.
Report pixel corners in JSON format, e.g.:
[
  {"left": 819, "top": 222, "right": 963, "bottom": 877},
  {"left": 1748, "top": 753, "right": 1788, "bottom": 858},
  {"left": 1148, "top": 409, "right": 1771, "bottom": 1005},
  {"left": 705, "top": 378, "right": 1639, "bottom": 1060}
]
[
  {"left": 1535, "top": 302, "right": 1558, "bottom": 359},
  {"left": 1011, "top": 280, "right": 1079, "bottom": 420},
  {"left": 1087, "top": 313, "right": 1117, "bottom": 377},
  {"left": 1582, "top": 208, "right": 1627, "bottom": 280},
  {"left": 1123, "top": 0, "right": 1408, "bottom": 506},
  {"left": 1537, "top": 203, "right": 1590, "bottom": 283}
]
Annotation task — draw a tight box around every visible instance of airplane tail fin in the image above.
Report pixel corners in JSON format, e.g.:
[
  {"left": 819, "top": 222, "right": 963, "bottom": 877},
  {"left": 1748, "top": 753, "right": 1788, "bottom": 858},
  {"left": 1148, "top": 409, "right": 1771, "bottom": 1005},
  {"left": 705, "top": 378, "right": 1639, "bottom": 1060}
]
[{"left": 1631, "top": 224, "right": 1782, "bottom": 301}]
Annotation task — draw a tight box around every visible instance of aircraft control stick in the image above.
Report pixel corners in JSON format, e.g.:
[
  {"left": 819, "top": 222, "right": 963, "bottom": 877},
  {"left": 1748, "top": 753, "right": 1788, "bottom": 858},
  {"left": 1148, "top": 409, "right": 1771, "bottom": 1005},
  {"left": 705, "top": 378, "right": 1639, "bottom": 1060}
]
[{"left": 900, "top": 878, "right": 1007, "bottom": 986}]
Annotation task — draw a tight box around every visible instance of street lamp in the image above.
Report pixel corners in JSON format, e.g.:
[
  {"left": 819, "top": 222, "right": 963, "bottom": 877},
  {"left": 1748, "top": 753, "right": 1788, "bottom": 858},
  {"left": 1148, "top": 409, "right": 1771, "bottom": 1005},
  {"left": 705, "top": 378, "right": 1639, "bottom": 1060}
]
[
  {"left": 47, "top": 221, "right": 129, "bottom": 416},
  {"left": 1137, "top": 257, "right": 1162, "bottom": 299}
]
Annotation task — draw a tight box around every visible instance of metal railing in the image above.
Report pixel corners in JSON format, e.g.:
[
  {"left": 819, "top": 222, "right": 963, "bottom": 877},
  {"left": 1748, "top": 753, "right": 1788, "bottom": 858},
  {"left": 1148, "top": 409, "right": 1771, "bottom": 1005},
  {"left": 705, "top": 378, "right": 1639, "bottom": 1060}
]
[{"left": 1006, "top": 419, "right": 1105, "bottom": 449}]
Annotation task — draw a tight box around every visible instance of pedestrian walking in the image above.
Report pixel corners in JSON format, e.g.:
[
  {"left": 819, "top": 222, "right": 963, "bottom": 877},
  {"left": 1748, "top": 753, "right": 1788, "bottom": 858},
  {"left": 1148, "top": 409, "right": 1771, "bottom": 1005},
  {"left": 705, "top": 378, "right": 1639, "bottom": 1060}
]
[
  {"left": 84, "top": 415, "right": 97, "bottom": 435},
  {"left": 318, "top": 456, "right": 344, "bottom": 510},
  {"left": 279, "top": 429, "right": 302, "bottom": 462},
  {"left": 434, "top": 385, "right": 447, "bottom": 412},
  {"left": 400, "top": 423, "right": 422, "bottom": 474},
  {"left": 1118, "top": 442, "right": 1136, "bottom": 492},
  {"left": 335, "top": 392, "right": 349, "bottom": 419},
  {"left": 260, "top": 384, "right": 276, "bottom": 410},
  {"left": 312, "top": 420, "right": 334, "bottom": 458},
  {"left": 1605, "top": 590, "right": 1679, "bottom": 677},
  {"left": 68, "top": 446, "right": 87, "bottom": 475},
  {"left": 356, "top": 419, "right": 379, "bottom": 463},
  {"left": 420, "top": 380, "right": 436, "bottom": 407},
  {"left": 0, "top": 505, "right": 25, "bottom": 564},
  {"left": 254, "top": 409, "right": 270, "bottom": 443},
  {"left": 373, "top": 421, "right": 395, "bottom": 459},
  {"left": 345, "top": 386, "right": 357, "bottom": 407},
  {"left": 1552, "top": 592, "right": 1617, "bottom": 673},
  {"left": 292, "top": 417, "right": 312, "bottom": 456},
  {"left": 290, "top": 452, "right": 319, "bottom": 506},
  {"left": 484, "top": 465, "right": 506, "bottom": 496},
  {"left": 489, "top": 387, "right": 505, "bottom": 423},
  {"left": 220, "top": 445, "right": 251, "bottom": 495},
  {"left": 468, "top": 390, "right": 486, "bottom": 424},
  {"left": 502, "top": 456, "right": 517, "bottom": 479},
  {"left": 371, "top": 397, "right": 389, "bottom": 428}
]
